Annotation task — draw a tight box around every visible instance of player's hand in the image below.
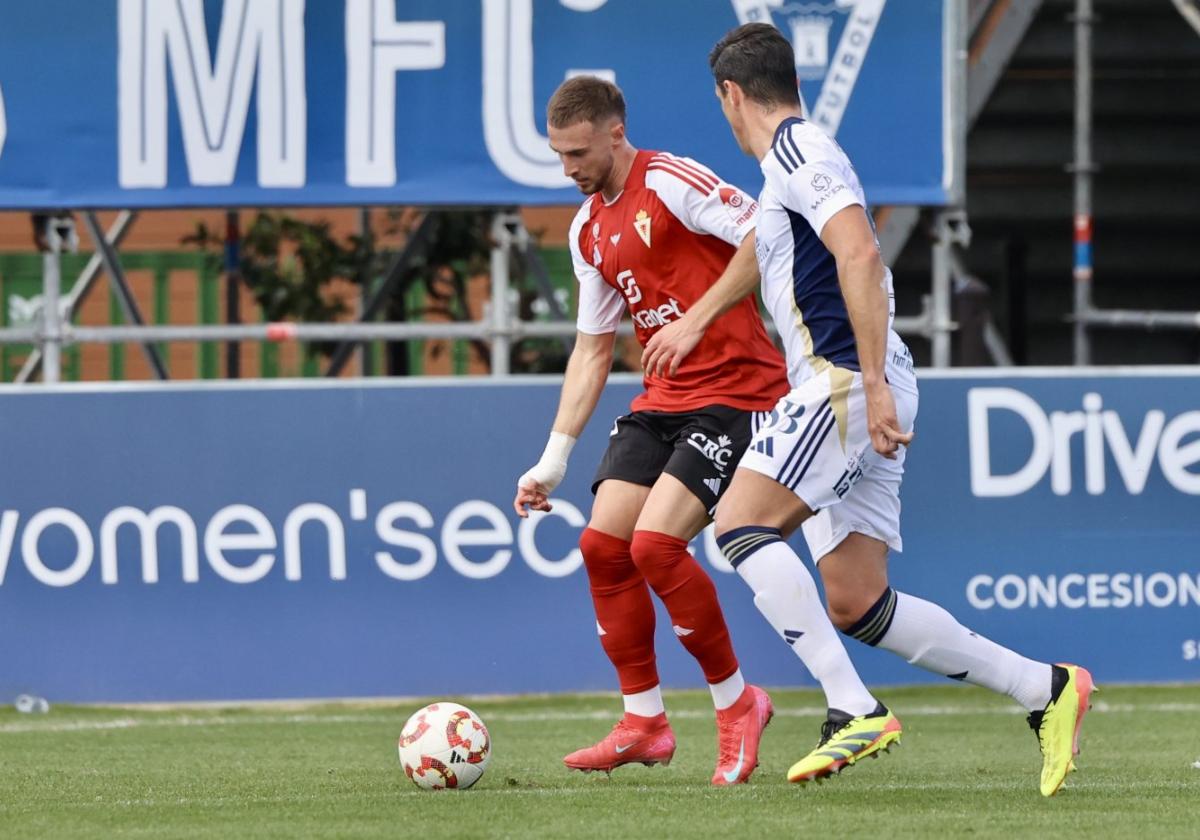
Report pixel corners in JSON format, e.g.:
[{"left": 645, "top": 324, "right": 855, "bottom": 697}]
[
  {"left": 513, "top": 432, "right": 575, "bottom": 517},
  {"left": 513, "top": 458, "right": 567, "bottom": 517},
  {"left": 864, "top": 380, "right": 913, "bottom": 459},
  {"left": 513, "top": 478, "right": 554, "bottom": 518},
  {"left": 641, "top": 315, "right": 704, "bottom": 378}
]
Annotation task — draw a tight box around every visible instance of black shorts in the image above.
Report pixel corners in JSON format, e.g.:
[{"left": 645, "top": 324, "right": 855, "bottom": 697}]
[{"left": 591, "top": 405, "right": 767, "bottom": 514}]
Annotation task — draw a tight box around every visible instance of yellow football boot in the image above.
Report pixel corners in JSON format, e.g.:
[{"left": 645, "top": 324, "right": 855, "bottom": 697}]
[
  {"left": 787, "top": 703, "right": 901, "bottom": 784},
  {"left": 1027, "top": 664, "right": 1095, "bottom": 796}
]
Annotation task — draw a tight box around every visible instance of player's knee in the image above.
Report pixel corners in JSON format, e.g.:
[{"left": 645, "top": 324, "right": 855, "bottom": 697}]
[
  {"left": 628, "top": 530, "right": 691, "bottom": 590},
  {"left": 830, "top": 585, "right": 897, "bottom": 640},
  {"left": 579, "top": 527, "right": 637, "bottom": 590},
  {"left": 628, "top": 529, "right": 670, "bottom": 581},
  {"left": 712, "top": 503, "right": 751, "bottom": 539},
  {"left": 713, "top": 487, "right": 778, "bottom": 538},
  {"left": 825, "top": 581, "right": 884, "bottom": 629},
  {"left": 826, "top": 597, "right": 867, "bottom": 632}
]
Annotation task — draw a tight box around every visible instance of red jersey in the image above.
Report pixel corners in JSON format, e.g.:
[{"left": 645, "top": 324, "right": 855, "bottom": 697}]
[{"left": 569, "top": 149, "right": 788, "bottom": 413}]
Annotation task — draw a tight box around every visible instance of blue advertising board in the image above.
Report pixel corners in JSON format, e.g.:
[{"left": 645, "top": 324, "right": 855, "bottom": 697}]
[
  {"left": 0, "top": 369, "right": 1197, "bottom": 703},
  {"left": 0, "top": 0, "right": 953, "bottom": 209}
]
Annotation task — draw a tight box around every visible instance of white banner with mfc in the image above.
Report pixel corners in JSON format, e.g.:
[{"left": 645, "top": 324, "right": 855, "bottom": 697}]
[{"left": 0, "top": 0, "right": 951, "bottom": 208}]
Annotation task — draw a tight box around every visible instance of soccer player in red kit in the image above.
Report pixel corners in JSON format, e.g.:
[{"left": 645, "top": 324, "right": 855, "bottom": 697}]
[{"left": 512, "top": 76, "right": 789, "bottom": 785}]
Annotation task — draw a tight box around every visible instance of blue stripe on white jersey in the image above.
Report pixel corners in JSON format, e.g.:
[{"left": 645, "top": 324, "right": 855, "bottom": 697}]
[
  {"left": 783, "top": 206, "right": 860, "bottom": 371},
  {"left": 783, "top": 124, "right": 806, "bottom": 166},
  {"left": 771, "top": 120, "right": 807, "bottom": 173}
]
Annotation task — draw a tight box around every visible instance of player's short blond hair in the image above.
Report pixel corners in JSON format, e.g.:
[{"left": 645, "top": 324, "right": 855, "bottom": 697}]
[{"left": 546, "top": 76, "right": 626, "bottom": 129}]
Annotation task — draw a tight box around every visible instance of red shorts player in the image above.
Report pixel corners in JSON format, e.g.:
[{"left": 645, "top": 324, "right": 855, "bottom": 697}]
[{"left": 512, "top": 77, "right": 788, "bottom": 785}]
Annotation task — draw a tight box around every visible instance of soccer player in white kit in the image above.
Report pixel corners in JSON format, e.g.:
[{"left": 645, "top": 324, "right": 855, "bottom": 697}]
[{"left": 642, "top": 23, "right": 1094, "bottom": 796}]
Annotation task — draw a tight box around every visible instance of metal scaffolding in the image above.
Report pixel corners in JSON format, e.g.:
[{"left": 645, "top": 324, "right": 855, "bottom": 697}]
[
  {"left": 1069, "top": 0, "right": 1200, "bottom": 363},
  {"left": 880, "top": 0, "right": 1042, "bottom": 368},
  {"left": 5, "top": 0, "right": 1196, "bottom": 383},
  {"left": 0, "top": 1, "right": 999, "bottom": 382},
  {"left": 2, "top": 207, "right": 951, "bottom": 382}
]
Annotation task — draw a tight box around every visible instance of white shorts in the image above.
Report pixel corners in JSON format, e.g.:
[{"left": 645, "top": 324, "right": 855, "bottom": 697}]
[{"left": 737, "top": 341, "right": 919, "bottom": 562}]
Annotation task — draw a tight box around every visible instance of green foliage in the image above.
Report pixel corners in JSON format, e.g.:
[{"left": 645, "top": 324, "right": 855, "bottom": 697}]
[
  {"left": 183, "top": 210, "right": 569, "bottom": 372},
  {"left": 184, "top": 213, "right": 358, "bottom": 325},
  {"left": 183, "top": 211, "right": 495, "bottom": 365}
]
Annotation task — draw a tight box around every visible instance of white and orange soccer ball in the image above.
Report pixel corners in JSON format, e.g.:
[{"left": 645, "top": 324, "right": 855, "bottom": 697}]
[{"left": 397, "top": 702, "right": 491, "bottom": 790}]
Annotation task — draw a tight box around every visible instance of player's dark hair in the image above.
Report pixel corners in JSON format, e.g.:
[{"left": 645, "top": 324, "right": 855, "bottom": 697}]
[
  {"left": 546, "top": 76, "right": 627, "bottom": 129},
  {"left": 709, "top": 23, "right": 801, "bottom": 108}
]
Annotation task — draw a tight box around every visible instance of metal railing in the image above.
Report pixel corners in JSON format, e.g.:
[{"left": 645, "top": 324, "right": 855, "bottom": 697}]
[
  {"left": 4, "top": 209, "right": 949, "bottom": 383},
  {"left": 10, "top": 2, "right": 1198, "bottom": 379}
]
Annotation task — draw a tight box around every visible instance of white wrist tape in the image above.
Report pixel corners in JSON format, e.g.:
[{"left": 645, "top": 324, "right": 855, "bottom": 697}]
[{"left": 518, "top": 431, "right": 576, "bottom": 494}]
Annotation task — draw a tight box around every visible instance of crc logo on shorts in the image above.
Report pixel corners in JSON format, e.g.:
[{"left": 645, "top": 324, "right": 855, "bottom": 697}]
[{"left": 688, "top": 433, "right": 734, "bottom": 477}]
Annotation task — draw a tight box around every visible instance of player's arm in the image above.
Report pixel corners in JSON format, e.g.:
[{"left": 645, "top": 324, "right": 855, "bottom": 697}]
[
  {"left": 552, "top": 330, "right": 617, "bottom": 437},
  {"left": 514, "top": 330, "right": 616, "bottom": 517},
  {"left": 514, "top": 218, "right": 624, "bottom": 517},
  {"left": 641, "top": 231, "right": 760, "bottom": 377},
  {"left": 639, "top": 159, "right": 761, "bottom": 377},
  {"left": 780, "top": 141, "right": 912, "bottom": 459},
  {"left": 821, "top": 205, "right": 913, "bottom": 459}
]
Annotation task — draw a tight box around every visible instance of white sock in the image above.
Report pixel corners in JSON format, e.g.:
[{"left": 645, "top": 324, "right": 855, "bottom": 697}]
[
  {"left": 623, "top": 685, "right": 665, "bottom": 717},
  {"left": 709, "top": 669, "right": 746, "bottom": 710},
  {"left": 854, "top": 588, "right": 1052, "bottom": 711},
  {"left": 720, "top": 530, "right": 877, "bottom": 716}
]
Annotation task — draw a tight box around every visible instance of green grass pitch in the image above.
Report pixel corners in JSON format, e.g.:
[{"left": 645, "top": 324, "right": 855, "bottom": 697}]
[{"left": 1, "top": 684, "right": 1197, "bottom": 839}]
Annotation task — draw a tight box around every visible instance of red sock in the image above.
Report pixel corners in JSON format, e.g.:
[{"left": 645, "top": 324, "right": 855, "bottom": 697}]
[
  {"left": 579, "top": 528, "right": 659, "bottom": 694},
  {"left": 630, "top": 530, "right": 739, "bottom": 684}
]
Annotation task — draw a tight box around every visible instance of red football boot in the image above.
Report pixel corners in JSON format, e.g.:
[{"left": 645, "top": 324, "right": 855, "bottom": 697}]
[
  {"left": 562, "top": 712, "right": 676, "bottom": 774},
  {"left": 711, "top": 685, "right": 774, "bottom": 785}
]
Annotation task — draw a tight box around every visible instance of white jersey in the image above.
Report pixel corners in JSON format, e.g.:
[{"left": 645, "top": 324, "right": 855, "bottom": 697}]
[{"left": 754, "top": 116, "right": 898, "bottom": 387}]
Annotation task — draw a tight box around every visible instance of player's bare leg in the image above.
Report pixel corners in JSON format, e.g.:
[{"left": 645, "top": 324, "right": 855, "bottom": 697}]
[
  {"left": 816, "top": 533, "right": 890, "bottom": 629},
  {"left": 634, "top": 473, "right": 771, "bottom": 784},
  {"left": 819, "top": 532, "right": 1093, "bottom": 795},
  {"left": 588, "top": 478, "right": 651, "bottom": 541},
  {"left": 714, "top": 468, "right": 900, "bottom": 783}
]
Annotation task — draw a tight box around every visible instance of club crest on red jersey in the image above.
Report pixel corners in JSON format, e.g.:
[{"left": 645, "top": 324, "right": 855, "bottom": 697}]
[{"left": 634, "top": 209, "right": 651, "bottom": 248}]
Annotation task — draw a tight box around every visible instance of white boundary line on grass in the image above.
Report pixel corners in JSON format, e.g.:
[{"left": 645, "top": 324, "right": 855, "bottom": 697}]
[{"left": 0, "top": 700, "right": 1194, "bottom": 735}]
